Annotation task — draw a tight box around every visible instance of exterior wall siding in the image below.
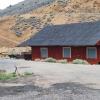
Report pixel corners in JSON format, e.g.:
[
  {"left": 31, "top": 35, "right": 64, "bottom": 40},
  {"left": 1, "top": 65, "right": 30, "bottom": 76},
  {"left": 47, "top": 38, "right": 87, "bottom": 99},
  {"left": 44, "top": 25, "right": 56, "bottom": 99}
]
[{"left": 32, "top": 46, "right": 100, "bottom": 64}]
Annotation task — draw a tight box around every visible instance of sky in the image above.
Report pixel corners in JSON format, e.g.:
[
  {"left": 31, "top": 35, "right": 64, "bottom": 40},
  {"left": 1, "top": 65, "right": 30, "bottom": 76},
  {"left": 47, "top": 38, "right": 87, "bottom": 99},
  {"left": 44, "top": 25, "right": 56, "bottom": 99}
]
[{"left": 0, "top": 0, "right": 24, "bottom": 9}]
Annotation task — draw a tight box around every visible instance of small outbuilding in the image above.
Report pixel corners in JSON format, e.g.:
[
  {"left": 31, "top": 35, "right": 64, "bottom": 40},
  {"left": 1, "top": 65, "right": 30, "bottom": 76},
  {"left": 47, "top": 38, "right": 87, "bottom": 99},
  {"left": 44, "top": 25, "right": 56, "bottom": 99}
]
[{"left": 20, "top": 21, "right": 100, "bottom": 64}]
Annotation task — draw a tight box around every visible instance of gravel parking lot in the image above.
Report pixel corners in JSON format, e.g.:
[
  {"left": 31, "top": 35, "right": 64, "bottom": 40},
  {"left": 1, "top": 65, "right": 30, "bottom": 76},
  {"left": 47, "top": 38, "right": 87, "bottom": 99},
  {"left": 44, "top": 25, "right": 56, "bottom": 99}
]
[{"left": 0, "top": 59, "right": 100, "bottom": 100}]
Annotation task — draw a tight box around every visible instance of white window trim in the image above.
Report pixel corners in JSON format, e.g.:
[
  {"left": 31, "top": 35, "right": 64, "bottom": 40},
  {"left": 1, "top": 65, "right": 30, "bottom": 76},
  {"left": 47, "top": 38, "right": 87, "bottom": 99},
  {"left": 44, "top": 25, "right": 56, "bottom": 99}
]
[
  {"left": 63, "top": 47, "right": 71, "bottom": 58},
  {"left": 86, "top": 47, "right": 97, "bottom": 59},
  {"left": 40, "top": 48, "right": 48, "bottom": 58}
]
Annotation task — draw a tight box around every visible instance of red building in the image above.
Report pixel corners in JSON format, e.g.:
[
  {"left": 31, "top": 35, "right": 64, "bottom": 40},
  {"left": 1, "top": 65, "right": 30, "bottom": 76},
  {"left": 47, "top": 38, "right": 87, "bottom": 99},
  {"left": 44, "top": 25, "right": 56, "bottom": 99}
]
[{"left": 20, "top": 21, "right": 100, "bottom": 64}]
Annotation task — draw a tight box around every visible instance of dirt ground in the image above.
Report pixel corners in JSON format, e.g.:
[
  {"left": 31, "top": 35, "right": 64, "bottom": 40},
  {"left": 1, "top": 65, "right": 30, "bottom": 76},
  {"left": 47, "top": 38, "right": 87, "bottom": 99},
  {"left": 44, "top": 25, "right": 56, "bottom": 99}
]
[{"left": 0, "top": 59, "right": 100, "bottom": 100}]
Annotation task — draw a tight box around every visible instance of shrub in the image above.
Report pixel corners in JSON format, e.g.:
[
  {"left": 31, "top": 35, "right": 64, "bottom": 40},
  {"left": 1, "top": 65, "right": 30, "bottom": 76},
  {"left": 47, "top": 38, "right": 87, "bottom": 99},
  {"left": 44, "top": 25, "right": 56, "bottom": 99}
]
[
  {"left": 24, "top": 72, "right": 33, "bottom": 76},
  {"left": 0, "top": 73, "right": 17, "bottom": 80},
  {"left": 72, "top": 59, "right": 89, "bottom": 64},
  {"left": 58, "top": 60, "right": 67, "bottom": 64},
  {"left": 12, "top": 72, "right": 17, "bottom": 77},
  {"left": 44, "top": 57, "right": 57, "bottom": 63}
]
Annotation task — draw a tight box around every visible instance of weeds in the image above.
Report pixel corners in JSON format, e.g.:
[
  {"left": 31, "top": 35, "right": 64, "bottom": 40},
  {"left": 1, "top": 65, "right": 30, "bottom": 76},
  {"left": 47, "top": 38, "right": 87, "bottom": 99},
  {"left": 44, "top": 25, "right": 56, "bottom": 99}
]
[
  {"left": 24, "top": 72, "right": 33, "bottom": 76},
  {"left": 0, "top": 72, "right": 17, "bottom": 80},
  {"left": 0, "top": 72, "right": 33, "bottom": 81}
]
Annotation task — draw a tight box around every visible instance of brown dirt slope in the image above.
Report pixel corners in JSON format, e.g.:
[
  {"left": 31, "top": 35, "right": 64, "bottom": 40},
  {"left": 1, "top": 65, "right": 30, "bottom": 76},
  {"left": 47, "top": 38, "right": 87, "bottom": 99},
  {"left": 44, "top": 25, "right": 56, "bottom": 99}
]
[{"left": 0, "top": 0, "right": 100, "bottom": 47}]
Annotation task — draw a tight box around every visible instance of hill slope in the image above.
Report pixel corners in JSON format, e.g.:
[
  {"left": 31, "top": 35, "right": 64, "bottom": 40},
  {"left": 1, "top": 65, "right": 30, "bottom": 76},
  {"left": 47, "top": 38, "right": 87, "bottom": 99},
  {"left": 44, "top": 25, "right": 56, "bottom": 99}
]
[
  {"left": 0, "top": 0, "right": 54, "bottom": 16},
  {"left": 0, "top": 0, "right": 100, "bottom": 47}
]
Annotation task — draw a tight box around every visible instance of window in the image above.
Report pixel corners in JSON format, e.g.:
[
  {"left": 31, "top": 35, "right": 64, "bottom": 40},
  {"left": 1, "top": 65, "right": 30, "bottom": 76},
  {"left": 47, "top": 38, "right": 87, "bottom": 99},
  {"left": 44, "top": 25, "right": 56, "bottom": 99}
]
[
  {"left": 40, "top": 48, "right": 48, "bottom": 58},
  {"left": 87, "top": 47, "right": 97, "bottom": 59},
  {"left": 63, "top": 47, "right": 71, "bottom": 58}
]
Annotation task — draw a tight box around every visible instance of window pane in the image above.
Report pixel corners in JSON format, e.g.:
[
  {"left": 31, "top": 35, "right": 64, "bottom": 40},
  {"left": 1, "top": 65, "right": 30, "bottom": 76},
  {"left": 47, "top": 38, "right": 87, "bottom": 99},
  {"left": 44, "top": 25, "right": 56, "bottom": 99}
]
[
  {"left": 87, "top": 48, "right": 97, "bottom": 58},
  {"left": 63, "top": 48, "right": 71, "bottom": 58},
  {"left": 41, "top": 48, "right": 48, "bottom": 58}
]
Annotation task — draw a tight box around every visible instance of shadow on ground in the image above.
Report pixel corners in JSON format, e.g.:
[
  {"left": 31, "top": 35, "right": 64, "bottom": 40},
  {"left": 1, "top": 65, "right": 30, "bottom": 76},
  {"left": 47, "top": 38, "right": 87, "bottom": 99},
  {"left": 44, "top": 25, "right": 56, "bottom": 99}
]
[{"left": 0, "top": 82, "right": 100, "bottom": 100}]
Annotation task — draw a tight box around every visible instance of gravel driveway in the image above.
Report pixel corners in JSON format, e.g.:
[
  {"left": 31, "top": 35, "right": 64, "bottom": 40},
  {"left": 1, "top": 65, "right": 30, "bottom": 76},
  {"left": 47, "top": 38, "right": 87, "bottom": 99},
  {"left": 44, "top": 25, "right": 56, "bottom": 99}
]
[{"left": 0, "top": 59, "right": 100, "bottom": 100}]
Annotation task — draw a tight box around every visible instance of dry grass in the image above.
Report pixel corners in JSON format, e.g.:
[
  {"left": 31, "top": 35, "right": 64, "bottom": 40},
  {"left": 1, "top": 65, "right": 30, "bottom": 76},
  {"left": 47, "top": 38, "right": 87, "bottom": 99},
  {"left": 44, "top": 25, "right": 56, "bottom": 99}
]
[{"left": 0, "top": 0, "right": 100, "bottom": 47}]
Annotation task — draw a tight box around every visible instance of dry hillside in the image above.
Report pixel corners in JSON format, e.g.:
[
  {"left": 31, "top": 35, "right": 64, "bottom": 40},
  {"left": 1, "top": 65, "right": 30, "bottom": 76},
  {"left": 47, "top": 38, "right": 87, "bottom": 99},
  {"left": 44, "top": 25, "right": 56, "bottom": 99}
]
[{"left": 0, "top": 0, "right": 100, "bottom": 47}]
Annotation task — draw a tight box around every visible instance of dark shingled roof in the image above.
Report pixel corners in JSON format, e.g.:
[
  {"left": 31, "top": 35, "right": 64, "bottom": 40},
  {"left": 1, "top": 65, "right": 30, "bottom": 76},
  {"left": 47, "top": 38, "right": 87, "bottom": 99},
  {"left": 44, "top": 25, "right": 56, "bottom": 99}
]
[{"left": 19, "top": 21, "right": 100, "bottom": 46}]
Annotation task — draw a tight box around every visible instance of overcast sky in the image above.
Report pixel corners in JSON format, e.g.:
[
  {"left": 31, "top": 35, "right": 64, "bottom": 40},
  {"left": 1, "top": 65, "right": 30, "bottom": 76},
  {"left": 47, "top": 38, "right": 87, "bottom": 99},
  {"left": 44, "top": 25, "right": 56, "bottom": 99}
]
[{"left": 0, "top": 0, "right": 24, "bottom": 9}]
